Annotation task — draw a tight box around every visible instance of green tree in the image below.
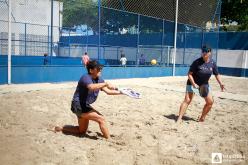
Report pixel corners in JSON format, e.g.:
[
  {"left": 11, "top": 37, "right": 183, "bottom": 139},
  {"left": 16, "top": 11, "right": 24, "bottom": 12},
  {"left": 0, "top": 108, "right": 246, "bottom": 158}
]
[
  {"left": 60, "top": 0, "right": 98, "bottom": 30},
  {"left": 60, "top": 0, "right": 167, "bottom": 34},
  {"left": 221, "top": 0, "right": 248, "bottom": 31},
  {"left": 100, "top": 7, "right": 138, "bottom": 34}
]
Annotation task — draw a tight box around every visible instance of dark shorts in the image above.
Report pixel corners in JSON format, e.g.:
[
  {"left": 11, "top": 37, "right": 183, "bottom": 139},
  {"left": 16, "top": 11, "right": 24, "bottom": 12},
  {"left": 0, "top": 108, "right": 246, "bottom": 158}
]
[{"left": 71, "top": 100, "right": 93, "bottom": 117}]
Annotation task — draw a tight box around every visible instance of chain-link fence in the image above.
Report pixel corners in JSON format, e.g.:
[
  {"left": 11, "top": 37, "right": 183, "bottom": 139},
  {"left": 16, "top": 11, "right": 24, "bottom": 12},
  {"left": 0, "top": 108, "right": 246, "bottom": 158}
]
[{"left": 1, "top": 0, "right": 223, "bottom": 66}]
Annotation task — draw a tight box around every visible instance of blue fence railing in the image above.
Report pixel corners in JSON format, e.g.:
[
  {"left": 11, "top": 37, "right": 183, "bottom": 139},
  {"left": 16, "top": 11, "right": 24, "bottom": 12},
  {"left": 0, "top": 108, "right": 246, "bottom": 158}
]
[{"left": 59, "top": 32, "right": 248, "bottom": 50}]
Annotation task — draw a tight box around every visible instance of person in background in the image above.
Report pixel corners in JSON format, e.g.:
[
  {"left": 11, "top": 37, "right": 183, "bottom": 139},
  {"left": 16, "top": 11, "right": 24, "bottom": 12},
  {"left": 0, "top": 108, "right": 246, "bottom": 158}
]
[
  {"left": 82, "top": 52, "right": 90, "bottom": 67},
  {"left": 139, "top": 54, "right": 146, "bottom": 65},
  {"left": 120, "top": 54, "right": 127, "bottom": 67},
  {"left": 43, "top": 53, "right": 49, "bottom": 65}
]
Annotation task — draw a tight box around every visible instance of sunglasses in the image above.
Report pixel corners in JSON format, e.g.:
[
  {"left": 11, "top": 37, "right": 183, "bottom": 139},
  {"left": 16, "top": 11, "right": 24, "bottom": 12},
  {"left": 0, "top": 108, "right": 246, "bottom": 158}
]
[
  {"left": 96, "top": 67, "right": 102, "bottom": 71},
  {"left": 202, "top": 48, "right": 210, "bottom": 53}
]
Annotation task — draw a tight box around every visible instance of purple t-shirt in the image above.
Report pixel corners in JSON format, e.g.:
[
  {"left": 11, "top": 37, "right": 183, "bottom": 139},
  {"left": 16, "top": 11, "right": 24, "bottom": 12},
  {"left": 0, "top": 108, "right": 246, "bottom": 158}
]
[
  {"left": 72, "top": 74, "right": 104, "bottom": 107},
  {"left": 187, "top": 57, "right": 219, "bottom": 86}
]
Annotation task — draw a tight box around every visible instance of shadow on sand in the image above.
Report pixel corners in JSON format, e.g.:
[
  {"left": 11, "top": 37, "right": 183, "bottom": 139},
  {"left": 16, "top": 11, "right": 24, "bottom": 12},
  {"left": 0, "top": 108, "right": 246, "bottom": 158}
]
[
  {"left": 163, "top": 114, "right": 197, "bottom": 122},
  {"left": 54, "top": 125, "right": 103, "bottom": 140}
]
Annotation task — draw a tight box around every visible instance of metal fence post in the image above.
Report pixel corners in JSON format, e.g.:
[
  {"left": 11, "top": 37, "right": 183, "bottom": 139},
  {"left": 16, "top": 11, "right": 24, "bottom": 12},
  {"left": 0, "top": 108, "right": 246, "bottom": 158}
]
[
  {"left": 167, "top": 46, "right": 170, "bottom": 67},
  {"left": 216, "top": 0, "right": 222, "bottom": 63},
  {"left": 137, "top": 14, "right": 140, "bottom": 65},
  {"left": 201, "top": 27, "right": 205, "bottom": 47},
  {"left": 24, "top": 23, "right": 27, "bottom": 56},
  {"left": 172, "top": 0, "right": 179, "bottom": 76},
  {"left": 162, "top": 19, "right": 165, "bottom": 66},
  {"left": 58, "top": 27, "right": 61, "bottom": 57},
  {"left": 50, "top": 0, "right": 54, "bottom": 65},
  {"left": 69, "top": 29, "right": 71, "bottom": 57},
  {"left": 86, "top": 24, "right": 88, "bottom": 52},
  {"left": 244, "top": 50, "right": 248, "bottom": 77},
  {"left": 183, "top": 25, "right": 186, "bottom": 65},
  {"left": 98, "top": 0, "right": 101, "bottom": 60},
  {"left": 8, "top": 0, "right": 12, "bottom": 84},
  {"left": 116, "top": 47, "right": 119, "bottom": 64},
  {"left": 47, "top": 25, "right": 50, "bottom": 58}
]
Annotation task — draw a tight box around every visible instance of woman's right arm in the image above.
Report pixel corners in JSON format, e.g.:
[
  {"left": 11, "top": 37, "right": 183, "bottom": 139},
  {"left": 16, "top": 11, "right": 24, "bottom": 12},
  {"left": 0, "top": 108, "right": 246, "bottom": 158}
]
[
  {"left": 87, "top": 82, "right": 116, "bottom": 91},
  {"left": 188, "top": 72, "right": 198, "bottom": 88},
  {"left": 87, "top": 82, "right": 108, "bottom": 91}
]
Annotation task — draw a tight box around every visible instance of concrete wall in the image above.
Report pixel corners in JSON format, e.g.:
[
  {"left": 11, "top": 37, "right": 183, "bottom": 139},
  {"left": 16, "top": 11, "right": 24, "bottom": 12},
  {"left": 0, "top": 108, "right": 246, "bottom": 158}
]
[
  {"left": 57, "top": 47, "right": 248, "bottom": 69},
  {"left": 217, "top": 49, "right": 248, "bottom": 69},
  {"left": 0, "top": 0, "right": 62, "bottom": 55},
  {"left": 0, "top": 0, "right": 62, "bottom": 27}
]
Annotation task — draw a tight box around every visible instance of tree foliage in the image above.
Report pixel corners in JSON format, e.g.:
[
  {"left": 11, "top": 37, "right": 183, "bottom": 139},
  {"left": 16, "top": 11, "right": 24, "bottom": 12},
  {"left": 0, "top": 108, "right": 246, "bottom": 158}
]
[
  {"left": 221, "top": 0, "right": 248, "bottom": 31},
  {"left": 60, "top": 0, "right": 248, "bottom": 32},
  {"left": 60, "top": 0, "right": 98, "bottom": 29},
  {"left": 60, "top": 0, "right": 166, "bottom": 33}
]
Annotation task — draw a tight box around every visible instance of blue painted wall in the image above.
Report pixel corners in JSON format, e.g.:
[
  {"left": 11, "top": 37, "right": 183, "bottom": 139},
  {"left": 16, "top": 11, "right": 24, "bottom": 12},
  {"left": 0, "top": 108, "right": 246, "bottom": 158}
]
[
  {"left": 0, "top": 65, "right": 189, "bottom": 84},
  {"left": 11, "top": 66, "right": 85, "bottom": 83},
  {"left": 175, "top": 67, "right": 189, "bottom": 76},
  {"left": 218, "top": 67, "right": 248, "bottom": 77},
  {"left": 0, "top": 66, "right": 7, "bottom": 84},
  {"left": 218, "top": 32, "right": 248, "bottom": 50},
  {"left": 0, "top": 55, "right": 82, "bottom": 66},
  {"left": 0, "top": 62, "right": 247, "bottom": 85},
  {"left": 59, "top": 32, "right": 248, "bottom": 50}
]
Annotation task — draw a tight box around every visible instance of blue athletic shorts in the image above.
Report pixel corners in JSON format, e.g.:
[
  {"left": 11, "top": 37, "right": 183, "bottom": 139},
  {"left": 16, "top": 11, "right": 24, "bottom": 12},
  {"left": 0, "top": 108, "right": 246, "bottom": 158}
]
[{"left": 186, "top": 85, "right": 210, "bottom": 97}]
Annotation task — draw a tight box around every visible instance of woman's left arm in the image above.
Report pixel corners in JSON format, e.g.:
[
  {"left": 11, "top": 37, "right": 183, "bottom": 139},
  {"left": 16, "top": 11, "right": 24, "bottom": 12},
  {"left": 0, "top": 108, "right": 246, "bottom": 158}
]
[{"left": 215, "top": 74, "right": 225, "bottom": 91}]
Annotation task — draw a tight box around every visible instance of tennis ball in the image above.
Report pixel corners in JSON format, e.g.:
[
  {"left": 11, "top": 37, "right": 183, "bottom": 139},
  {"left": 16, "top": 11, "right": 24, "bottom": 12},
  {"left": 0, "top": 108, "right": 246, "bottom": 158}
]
[{"left": 151, "top": 59, "right": 157, "bottom": 65}]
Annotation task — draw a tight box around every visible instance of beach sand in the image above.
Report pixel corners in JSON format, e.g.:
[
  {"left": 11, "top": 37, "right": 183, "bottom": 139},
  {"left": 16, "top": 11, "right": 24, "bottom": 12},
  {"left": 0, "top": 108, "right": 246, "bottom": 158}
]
[{"left": 0, "top": 76, "right": 247, "bottom": 165}]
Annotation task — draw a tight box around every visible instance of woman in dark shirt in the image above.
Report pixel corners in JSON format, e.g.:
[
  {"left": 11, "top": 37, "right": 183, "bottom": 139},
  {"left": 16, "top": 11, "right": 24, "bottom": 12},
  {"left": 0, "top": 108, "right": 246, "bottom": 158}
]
[
  {"left": 54, "top": 60, "right": 122, "bottom": 139},
  {"left": 177, "top": 45, "right": 225, "bottom": 123}
]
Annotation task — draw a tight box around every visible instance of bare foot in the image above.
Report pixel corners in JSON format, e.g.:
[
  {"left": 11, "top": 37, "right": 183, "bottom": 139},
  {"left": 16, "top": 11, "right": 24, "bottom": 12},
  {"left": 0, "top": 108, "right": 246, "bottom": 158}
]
[
  {"left": 47, "top": 126, "right": 63, "bottom": 133},
  {"left": 176, "top": 119, "right": 183, "bottom": 124},
  {"left": 176, "top": 116, "right": 183, "bottom": 124},
  {"left": 54, "top": 126, "right": 63, "bottom": 132},
  {"left": 197, "top": 116, "right": 205, "bottom": 122}
]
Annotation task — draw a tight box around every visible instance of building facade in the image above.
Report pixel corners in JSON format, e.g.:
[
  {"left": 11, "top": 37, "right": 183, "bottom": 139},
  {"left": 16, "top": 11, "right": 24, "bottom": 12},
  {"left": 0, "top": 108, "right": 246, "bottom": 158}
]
[{"left": 0, "top": 0, "right": 63, "bottom": 56}]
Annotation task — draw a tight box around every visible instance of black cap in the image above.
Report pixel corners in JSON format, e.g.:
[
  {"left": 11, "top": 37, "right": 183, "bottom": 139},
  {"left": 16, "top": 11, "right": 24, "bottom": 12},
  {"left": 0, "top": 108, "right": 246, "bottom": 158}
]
[
  {"left": 86, "top": 60, "right": 103, "bottom": 71},
  {"left": 202, "top": 45, "right": 211, "bottom": 53}
]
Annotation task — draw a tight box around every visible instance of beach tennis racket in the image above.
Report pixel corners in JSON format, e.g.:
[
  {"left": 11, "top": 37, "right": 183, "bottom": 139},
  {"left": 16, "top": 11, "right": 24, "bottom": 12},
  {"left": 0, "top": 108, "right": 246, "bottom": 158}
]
[
  {"left": 192, "top": 84, "right": 209, "bottom": 97},
  {"left": 116, "top": 87, "right": 141, "bottom": 99}
]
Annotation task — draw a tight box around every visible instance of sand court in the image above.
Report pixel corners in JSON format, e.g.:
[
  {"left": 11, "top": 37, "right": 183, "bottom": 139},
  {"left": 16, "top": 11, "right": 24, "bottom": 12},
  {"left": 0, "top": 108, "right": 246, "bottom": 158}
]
[{"left": 0, "top": 76, "right": 247, "bottom": 165}]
